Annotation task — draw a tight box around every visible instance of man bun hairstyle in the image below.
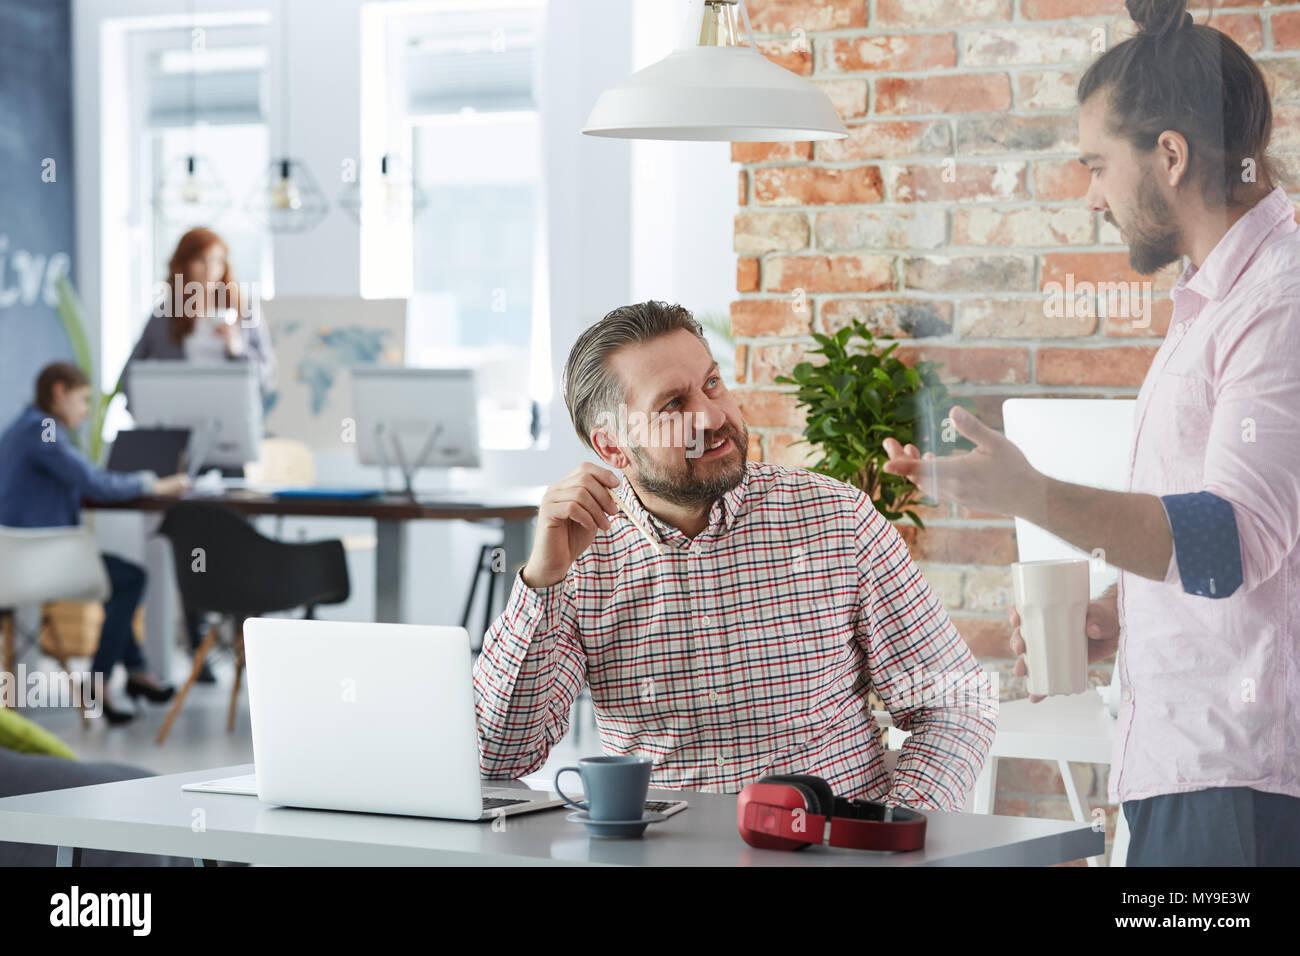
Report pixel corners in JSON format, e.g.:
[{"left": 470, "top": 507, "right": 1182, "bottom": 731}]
[
  {"left": 1128, "top": 0, "right": 1193, "bottom": 38},
  {"left": 1078, "top": 0, "right": 1283, "bottom": 206}
]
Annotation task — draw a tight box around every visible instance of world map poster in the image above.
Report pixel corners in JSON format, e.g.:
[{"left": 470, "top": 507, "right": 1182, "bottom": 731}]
[{"left": 260, "top": 296, "right": 406, "bottom": 450}]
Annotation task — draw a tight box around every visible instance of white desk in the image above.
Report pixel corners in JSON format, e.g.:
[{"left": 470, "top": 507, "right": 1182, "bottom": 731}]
[{"left": 0, "top": 763, "right": 1103, "bottom": 867}]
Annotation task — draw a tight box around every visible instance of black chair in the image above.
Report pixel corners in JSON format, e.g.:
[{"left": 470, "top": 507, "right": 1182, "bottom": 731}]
[{"left": 154, "top": 502, "right": 350, "bottom": 745}]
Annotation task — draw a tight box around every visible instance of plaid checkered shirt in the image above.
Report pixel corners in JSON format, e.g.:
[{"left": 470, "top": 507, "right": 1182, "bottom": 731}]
[{"left": 473, "top": 460, "right": 998, "bottom": 811}]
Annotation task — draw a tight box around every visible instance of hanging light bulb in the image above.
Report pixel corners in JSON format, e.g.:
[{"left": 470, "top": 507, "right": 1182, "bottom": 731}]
[
  {"left": 155, "top": 153, "right": 231, "bottom": 224},
  {"left": 180, "top": 156, "right": 202, "bottom": 203},
  {"left": 381, "top": 154, "right": 428, "bottom": 219},
  {"left": 337, "top": 153, "right": 428, "bottom": 225},
  {"left": 271, "top": 159, "right": 302, "bottom": 211},
  {"left": 247, "top": 157, "right": 328, "bottom": 232},
  {"left": 699, "top": 0, "right": 741, "bottom": 45},
  {"left": 382, "top": 155, "right": 402, "bottom": 209},
  {"left": 583, "top": 0, "right": 847, "bottom": 142}
]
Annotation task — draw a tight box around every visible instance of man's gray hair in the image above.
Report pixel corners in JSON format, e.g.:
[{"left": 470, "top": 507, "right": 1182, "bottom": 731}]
[{"left": 562, "top": 300, "right": 710, "bottom": 452}]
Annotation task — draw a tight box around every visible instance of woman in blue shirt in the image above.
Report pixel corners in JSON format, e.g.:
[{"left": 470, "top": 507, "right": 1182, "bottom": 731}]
[{"left": 0, "top": 362, "right": 189, "bottom": 724}]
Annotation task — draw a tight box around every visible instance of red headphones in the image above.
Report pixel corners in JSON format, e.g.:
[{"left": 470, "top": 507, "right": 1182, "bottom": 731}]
[{"left": 737, "top": 774, "right": 927, "bottom": 852}]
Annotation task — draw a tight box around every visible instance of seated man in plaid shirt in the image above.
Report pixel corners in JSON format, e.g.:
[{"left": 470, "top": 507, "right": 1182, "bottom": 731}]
[{"left": 472, "top": 301, "right": 997, "bottom": 810}]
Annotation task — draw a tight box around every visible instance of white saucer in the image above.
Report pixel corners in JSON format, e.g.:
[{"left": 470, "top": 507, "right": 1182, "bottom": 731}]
[{"left": 565, "top": 809, "right": 666, "bottom": 838}]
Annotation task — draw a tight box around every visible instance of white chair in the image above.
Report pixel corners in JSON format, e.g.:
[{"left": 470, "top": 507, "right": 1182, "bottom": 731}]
[
  {"left": 1002, "top": 398, "right": 1133, "bottom": 866},
  {"left": 0, "top": 525, "right": 111, "bottom": 708},
  {"left": 244, "top": 437, "right": 316, "bottom": 487},
  {"left": 885, "top": 399, "right": 1136, "bottom": 866},
  {"left": 245, "top": 438, "right": 316, "bottom": 542}
]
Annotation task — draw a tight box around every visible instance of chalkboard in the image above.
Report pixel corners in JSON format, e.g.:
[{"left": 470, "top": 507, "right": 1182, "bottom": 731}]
[{"left": 0, "top": 0, "right": 76, "bottom": 426}]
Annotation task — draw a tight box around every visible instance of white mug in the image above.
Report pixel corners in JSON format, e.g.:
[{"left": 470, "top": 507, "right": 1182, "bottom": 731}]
[{"left": 1012, "top": 558, "right": 1090, "bottom": 697}]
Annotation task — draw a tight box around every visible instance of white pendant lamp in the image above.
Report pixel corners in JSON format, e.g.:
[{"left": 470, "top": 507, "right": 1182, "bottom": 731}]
[{"left": 583, "top": 0, "right": 847, "bottom": 142}]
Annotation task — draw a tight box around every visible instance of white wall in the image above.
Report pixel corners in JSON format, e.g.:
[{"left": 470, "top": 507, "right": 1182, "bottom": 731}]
[
  {"left": 630, "top": 0, "right": 738, "bottom": 320},
  {"left": 73, "top": 0, "right": 734, "bottom": 630}
]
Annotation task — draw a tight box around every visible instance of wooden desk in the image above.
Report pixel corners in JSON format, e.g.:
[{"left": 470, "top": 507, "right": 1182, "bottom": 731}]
[
  {"left": 89, "top": 489, "right": 542, "bottom": 673},
  {"left": 92, "top": 490, "right": 543, "bottom": 524}
]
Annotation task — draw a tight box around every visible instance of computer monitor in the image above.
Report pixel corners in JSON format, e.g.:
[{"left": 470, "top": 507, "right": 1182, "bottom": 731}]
[
  {"left": 352, "top": 365, "right": 480, "bottom": 496},
  {"left": 129, "top": 361, "right": 263, "bottom": 473}
]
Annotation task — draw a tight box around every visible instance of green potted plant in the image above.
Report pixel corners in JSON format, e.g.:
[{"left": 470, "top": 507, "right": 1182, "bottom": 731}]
[
  {"left": 775, "top": 319, "right": 976, "bottom": 529},
  {"left": 53, "top": 275, "right": 123, "bottom": 464}
]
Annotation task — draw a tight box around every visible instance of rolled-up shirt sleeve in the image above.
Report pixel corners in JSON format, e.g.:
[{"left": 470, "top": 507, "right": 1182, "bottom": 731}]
[
  {"left": 1159, "top": 491, "right": 1244, "bottom": 598},
  {"left": 1191, "top": 296, "right": 1300, "bottom": 596}
]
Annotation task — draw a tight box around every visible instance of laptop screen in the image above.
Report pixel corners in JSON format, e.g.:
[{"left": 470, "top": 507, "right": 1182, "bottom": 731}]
[{"left": 106, "top": 428, "right": 191, "bottom": 478}]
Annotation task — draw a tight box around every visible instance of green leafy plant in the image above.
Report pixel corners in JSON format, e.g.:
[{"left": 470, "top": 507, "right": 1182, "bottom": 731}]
[
  {"left": 774, "top": 319, "right": 977, "bottom": 528},
  {"left": 53, "top": 275, "right": 123, "bottom": 464}
]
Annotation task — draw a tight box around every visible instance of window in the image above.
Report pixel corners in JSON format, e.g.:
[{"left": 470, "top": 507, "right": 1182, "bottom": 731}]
[
  {"left": 100, "top": 16, "right": 271, "bottom": 428},
  {"left": 365, "top": 1, "right": 548, "bottom": 451}
]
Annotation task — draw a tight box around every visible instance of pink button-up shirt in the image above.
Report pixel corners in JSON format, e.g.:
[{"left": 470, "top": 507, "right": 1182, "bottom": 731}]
[{"left": 1115, "top": 185, "right": 1300, "bottom": 804}]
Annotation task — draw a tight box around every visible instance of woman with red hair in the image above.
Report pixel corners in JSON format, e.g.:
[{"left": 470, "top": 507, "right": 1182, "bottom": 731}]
[
  {"left": 121, "top": 227, "right": 277, "bottom": 405},
  {"left": 121, "top": 227, "right": 278, "bottom": 683}
]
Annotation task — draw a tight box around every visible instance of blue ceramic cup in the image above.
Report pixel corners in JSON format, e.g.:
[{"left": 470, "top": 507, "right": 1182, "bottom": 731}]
[{"left": 553, "top": 756, "right": 653, "bottom": 822}]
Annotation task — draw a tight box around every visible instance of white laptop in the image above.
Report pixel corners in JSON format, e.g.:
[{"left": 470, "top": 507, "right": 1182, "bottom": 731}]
[{"left": 181, "top": 618, "right": 566, "bottom": 821}]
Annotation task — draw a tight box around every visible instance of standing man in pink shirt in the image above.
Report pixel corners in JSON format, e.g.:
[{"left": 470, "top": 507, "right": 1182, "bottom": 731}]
[{"left": 884, "top": 0, "right": 1299, "bottom": 866}]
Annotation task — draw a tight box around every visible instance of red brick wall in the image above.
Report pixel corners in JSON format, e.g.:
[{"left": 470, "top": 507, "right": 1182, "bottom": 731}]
[{"left": 732, "top": 0, "right": 1300, "bottom": 861}]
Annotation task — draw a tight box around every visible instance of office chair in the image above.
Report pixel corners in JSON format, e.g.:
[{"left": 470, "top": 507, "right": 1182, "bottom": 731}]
[
  {"left": 0, "top": 525, "right": 111, "bottom": 724},
  {"left": 154, "top": 502, "right": 350, "bottom": 745}
]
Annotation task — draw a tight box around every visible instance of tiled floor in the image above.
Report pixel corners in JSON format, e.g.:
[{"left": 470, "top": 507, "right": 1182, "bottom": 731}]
[{"left": 17, "top": 650, "right": 605, "bottom": 783}]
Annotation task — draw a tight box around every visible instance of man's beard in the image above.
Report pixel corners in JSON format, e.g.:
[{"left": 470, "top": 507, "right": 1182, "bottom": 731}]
[
  {"left": 627, "top": 424, "right": 749, "bottom": 509},
  {"left": 1109, "top": 169, "right": 1183, "bottom": 275}
]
